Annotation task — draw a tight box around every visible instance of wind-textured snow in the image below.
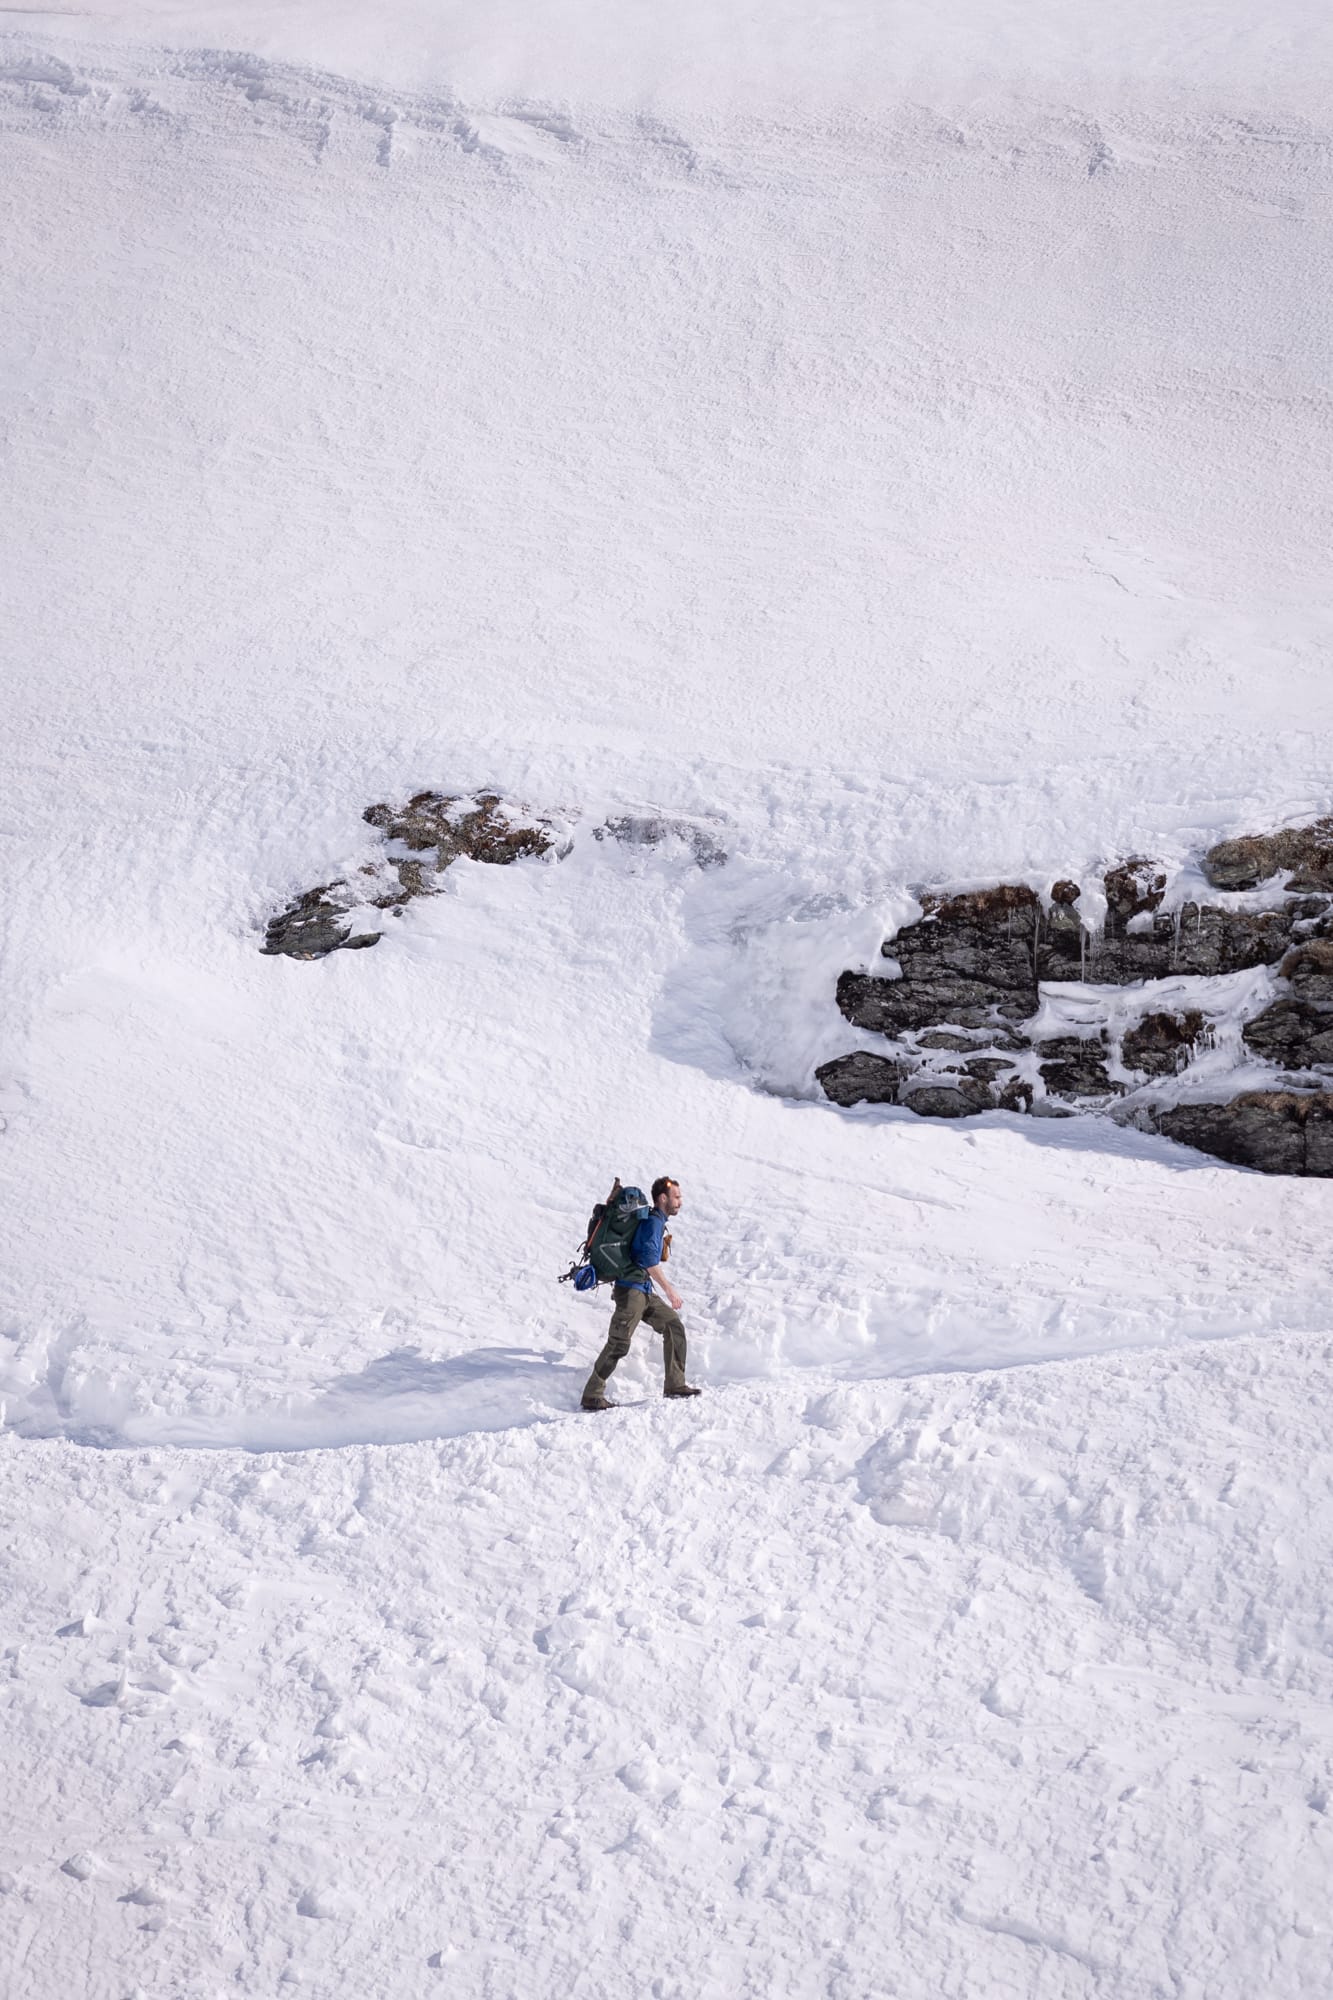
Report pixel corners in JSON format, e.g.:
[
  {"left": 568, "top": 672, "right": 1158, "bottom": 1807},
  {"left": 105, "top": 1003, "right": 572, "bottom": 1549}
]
[{"left": 1, "top": 4, "right": 1332, "bottom": 1995}]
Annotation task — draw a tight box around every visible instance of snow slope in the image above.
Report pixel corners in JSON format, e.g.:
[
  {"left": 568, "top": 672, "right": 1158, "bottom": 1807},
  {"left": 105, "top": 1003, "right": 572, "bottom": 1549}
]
[
  {"left": 6, "top": 1337, "right": 1333, "bottom": 1998},
  {"left": 1, "top": 8, "right": 1332, "bottom": 1995}
]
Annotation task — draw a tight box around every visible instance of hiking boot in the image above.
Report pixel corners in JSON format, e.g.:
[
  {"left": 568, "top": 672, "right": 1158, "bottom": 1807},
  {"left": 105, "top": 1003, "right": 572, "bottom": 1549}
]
[
  {"left": 664, "top": 1384, "right": 702, "bottom": 1399},
  {"left": 581, "top": 1396, "right": 616, "bottom": 1412}
]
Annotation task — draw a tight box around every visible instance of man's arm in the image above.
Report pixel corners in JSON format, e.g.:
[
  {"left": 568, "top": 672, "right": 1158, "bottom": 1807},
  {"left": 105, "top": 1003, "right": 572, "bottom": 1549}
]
[
  {"left": 632, "top": 1209, "right": 682, "bottom": 1312},
  {"left": 646, "top": 1262, "right": 682, "bottom": 1312}
]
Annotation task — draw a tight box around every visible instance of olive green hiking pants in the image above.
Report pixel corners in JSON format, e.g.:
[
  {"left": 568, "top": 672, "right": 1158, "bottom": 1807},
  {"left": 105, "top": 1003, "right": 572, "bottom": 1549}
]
[{"left": 584, "top": 1286, "right": 688, "bottom": 1399}]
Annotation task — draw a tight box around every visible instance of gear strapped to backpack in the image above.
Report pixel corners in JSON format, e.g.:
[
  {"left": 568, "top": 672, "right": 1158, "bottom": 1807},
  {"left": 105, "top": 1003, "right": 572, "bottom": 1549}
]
[{"left": 559, "top": 1178, "right": 652, "bottom": 1293}]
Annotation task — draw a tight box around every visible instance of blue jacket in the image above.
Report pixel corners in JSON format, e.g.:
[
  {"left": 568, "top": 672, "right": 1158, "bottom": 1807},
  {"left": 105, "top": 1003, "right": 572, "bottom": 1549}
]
[{"left": 622, "top": 1209, "right": 667, "bottom": 1294}]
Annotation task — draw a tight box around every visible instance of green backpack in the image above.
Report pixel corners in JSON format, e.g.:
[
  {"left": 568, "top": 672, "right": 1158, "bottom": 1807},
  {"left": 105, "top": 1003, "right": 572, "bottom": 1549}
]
[{"left": 562, "top": 1180, "right": 652, "bottom": 1291}]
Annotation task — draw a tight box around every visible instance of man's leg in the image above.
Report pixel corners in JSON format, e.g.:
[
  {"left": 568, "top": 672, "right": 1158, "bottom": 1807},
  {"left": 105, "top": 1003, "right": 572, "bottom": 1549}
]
[
  {"left": 640, "top": 1293, "right": 693, "bottom": 1396},
  {"left": 582, "top": 1286, "right": 646, "bottom": 1406}
]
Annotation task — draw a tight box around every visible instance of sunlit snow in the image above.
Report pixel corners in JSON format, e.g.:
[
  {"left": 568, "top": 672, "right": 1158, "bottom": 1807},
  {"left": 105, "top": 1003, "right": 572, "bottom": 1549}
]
[{"left": 2, "top": 3, "right": 1331, "bottom": 1994}]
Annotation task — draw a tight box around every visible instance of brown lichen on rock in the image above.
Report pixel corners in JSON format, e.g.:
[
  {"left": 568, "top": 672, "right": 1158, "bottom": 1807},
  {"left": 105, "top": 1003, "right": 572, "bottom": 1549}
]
[
  {"left": 1202, "top": 817, "right": 1333, "bottom": 893},
  {"left": 1104, "top": 858, "right": 1167, "bottom": 926},
  {"left": 265, "top": 792, "right": 556, "bottom": 960},
  {"left": 363, "top": 792, "right": 554, "bottom": 867},
  {"left": 1121, "top": 1011, "right": 1205, "bottom": 1077}
]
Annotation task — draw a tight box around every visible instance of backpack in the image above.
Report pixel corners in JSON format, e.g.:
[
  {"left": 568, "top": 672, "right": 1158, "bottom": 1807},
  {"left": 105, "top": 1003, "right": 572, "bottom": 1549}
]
[{"left": 560, "top": 1178, "right": 652, "bottom": 1292}]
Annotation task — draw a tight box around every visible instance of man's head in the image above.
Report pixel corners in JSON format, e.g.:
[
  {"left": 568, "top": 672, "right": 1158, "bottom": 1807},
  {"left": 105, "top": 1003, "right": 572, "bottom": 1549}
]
[{"left": 651, "top": 1176, "right": 682, "bottom": 1216}]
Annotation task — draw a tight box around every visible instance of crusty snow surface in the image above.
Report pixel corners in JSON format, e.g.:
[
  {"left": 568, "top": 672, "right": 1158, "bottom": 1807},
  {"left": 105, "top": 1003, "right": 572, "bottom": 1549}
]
[{"left": 2, "top": 5, "right": 1332, "bottom": 1995}]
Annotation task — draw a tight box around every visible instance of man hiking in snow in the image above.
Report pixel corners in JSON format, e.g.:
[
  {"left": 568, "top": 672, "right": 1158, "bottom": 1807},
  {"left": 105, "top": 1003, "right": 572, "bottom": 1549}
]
[{"left": 581, "top": 1176, "right": 701, "bottom": 1410}]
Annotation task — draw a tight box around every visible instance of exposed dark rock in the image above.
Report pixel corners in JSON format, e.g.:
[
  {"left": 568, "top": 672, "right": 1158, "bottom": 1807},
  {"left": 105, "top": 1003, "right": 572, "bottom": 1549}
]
[
  {"left": 841, "top": 872, "right": 1317, "bottom": 1031},
  {"left": 814, "top": 1053, "right": 909, "bottom": 1106},
  {"left": 817, "top": 1048, "right": 1028, "bottom": 1116},
  {"left": 393, "top": 858, "right": 436, "bottom": 898},
  {"left": 1035, "top": 1035, "right": 1122, "bottom": 1098},
  {"left": 1061, "top": 900, "right": 1301, "bottom": 986},
  {"left": 1283, "top": 935, "right": 1333, "bottom": 1002},
  {"left": 1202, "top": 817, "right": 1333, "bottom": 892},
  {"left": 595, "top": 815, "right": 727, "bottom": 868},
  {"left": 901, "top": 1077, "right": 995, "bottom": 1118},
  {"left": 1157, "top": 1091, "right": 1333, "bottom": 1175},
  {"left": 267, "top": 792, "right": 556, "bottom": 961},
  {"left": 1036, "top": 897, "right": 1088, "bottom": 979},
  {"left": 1121, "top": 1010, "right": 1205, "bottom": 1077},
  {"left": 819, "top": 818, "right": 1333, "bottom": 1168},
  {"left": 363, "top": 791, "right": 554, "bottom": 866},
  {"left": 916, "top": 1027, "right": 1027, "bottom": 1052},
  {"left": 1244, "top": 1003, "right": 1333, "bottom": 1071},
  {"left": 841, "top": 886, "right": 1042, "bottom": 1034},
  {"left": 261, "top": 884, "right": 381, "bottom": 960},
  {"left": 1242, "top": 938, "right": 1333, "bottom": 1072},
  {"left": 1104, "top": 858, "right": 1167, "bottom": 924},
  {"left": 1307, "top": 1098, "right": 1333, "bottom": 1175}
]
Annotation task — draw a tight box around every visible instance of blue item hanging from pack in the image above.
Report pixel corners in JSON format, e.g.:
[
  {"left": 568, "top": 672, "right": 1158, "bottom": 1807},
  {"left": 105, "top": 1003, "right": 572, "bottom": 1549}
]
[{"left": 558, "top": 1178, "right": 652, "bottom": 1293}]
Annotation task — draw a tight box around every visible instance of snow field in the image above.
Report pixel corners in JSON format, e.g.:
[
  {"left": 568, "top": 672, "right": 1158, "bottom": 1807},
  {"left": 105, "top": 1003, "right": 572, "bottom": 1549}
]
[
  {"left": 3, "top": 16, "right": 1333, "bottom": 1998},
  {"left": 5, "top": 1333, "right": 1333, "bottom": 1998}
]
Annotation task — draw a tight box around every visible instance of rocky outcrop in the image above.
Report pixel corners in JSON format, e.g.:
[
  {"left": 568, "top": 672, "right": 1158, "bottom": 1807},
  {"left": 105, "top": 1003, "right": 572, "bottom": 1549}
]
[
  {"left": 362, "top": 791, "right": 555, "bottom": 868},
  {"left": 264, "top": 793, "right": 728, "bottom": 961},
  {"left": 836, "top": 872, "right": 1329, "bottom": 1036},
  {"left": 836, "top": 885, "right": 1043, "bottom": 1034},
  {"left": 1157, "top": 1092, "right": 1333, "bottom": 1175},
  {"left": 900, "top": 1078, "right": 995, "bottom": 1118},
  {"left": 262, "top": 883, "right": 383, "bottom": 960},
  {"left": 814, "top": 1053, "right": 910, "bottom": 1106},
  {"left": 1034, "top": 1036, "right": 1122, "bottom": 1099},
  {"left": 263, "top": 792, "right": 558, "bottom": 960},
  {"left": 1103, "top": 857, "right": 1167, "bottom": 924},
  {"left": 822, "top": 815, "right": 1333, "bottom": 1171},
  {"left": 1242, "top": 938, "right": 1333, "bottom": 1072},
  {"left": 1075, "top": 900, "right": 1307, "bottom": 985},
  {"left": 1121, "top": 1011, "right": 1205, "bottom": 1077},
  {"left": 1203, "top": 817, "right": 1333, "bottom": 892},
  {"left": 813, "top": 1053, "right": 1038, "bottom": 1117}
]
